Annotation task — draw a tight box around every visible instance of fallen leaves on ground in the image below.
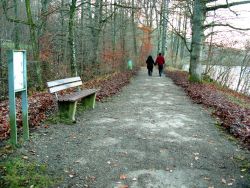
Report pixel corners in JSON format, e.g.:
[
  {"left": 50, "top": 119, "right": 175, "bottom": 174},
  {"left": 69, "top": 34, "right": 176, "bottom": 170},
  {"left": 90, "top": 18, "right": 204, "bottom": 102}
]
[
  {"left": 0, "top": 92, "right": 55, "bottom": 140},
  {"left": 166, "top": 70, "right": 250, "bottom": 149}
]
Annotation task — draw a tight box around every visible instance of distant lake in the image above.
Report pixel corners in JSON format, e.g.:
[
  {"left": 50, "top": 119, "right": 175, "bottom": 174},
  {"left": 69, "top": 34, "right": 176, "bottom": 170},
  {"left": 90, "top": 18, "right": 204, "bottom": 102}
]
[{"left": 182, "top": 64, "right": 250, "bottom": 95}]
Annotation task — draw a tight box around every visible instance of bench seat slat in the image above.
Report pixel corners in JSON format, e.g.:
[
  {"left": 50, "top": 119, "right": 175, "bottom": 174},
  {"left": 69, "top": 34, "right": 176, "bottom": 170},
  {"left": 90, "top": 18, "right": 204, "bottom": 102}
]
[
  {"left": 47, "top": 77, "right": 81, "bottom": 87},
  {"left": 49, "top": 81, "right": 82, "bottom": 93},
  {"left": 58, "top": 89, "right": 97, "bottom": 102}
]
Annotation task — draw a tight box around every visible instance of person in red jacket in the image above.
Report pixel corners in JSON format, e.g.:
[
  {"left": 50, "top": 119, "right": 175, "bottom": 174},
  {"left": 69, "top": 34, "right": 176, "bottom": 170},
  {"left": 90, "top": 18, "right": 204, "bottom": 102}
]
[{"left": 155, "top": 53, "right": 165, "bottom": 77}]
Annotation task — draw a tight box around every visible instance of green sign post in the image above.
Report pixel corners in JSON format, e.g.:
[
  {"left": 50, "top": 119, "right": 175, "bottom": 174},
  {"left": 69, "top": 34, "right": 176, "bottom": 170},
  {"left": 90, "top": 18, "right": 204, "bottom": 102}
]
[{"left": 8, "top": 50, "right": 29, "bottom": 146}]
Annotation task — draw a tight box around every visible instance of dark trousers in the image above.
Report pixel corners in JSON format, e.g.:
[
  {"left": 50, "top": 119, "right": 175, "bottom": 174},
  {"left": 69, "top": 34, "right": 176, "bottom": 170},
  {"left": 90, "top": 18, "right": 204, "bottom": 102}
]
[
  {"left": 158, "top": 64, "right": 163, "bottom": 76},
  {"left": 148, "top": 67, "right": 153, "bottom": 76}
]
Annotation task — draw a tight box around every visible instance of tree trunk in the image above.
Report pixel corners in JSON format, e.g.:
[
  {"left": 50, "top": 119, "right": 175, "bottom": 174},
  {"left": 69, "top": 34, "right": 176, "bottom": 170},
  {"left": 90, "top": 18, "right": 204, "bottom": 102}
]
[
  {"left": 59, "top": 0, "right": 65, "bottom": 64},
  {"left": 68, "top": 0, "right": 77, "bottom": 76},
  {"left": 174, "top": 8, "right": 181, "bottom": 66},
  {"left": 179, "top": 13, "right": 187, "bottom": 65},
  {"left": 157, "top": 3, "right": 162, "bottom": 53},
  {"left": 79, "top": 0, "right": 85, "bottom": 76},
  {"left": 161, "top": 0, "right": 170, "bottom": 55},
  {"left": 170, "top": 17, "right": 174, "bottom": 65},
  {"left": 112, "top": 0, "right": 117, "bottom": 52},
  {"left": 40, "top": 0, "right": 49, "bottom": 36},
  {"left": 161, "top": 0, "right": 167, "bottom": 55},
  {"left": 25, "top": 0, "right": 39, "bottom": 60},
  {"left": 25, "top": 0, "right": 43, "bottom": 88},
  {"left": 131, "top": 0, "right": 137, "bottom": 55},
  {"left": 13, "top": 0, "right": 20, "bottom": 49},
  {"left": 0, "top": 40, "right": 2, "bottom": 87},
  {"left": 236, "top": 52, "right": 249, "bottom": 91},
  {"left": 204, "top": 27, "right": 214, "bottom": 75},
  {"left": 120, "top": 4, "right": 126, "bottom": 63},
  {"left": 88, "top": 0, "right": 92, "bottom": 19},
  {"left": 91, "top": 0, "right": 102, "bottom": 64},
  {"left": 189, "top": 0, "right": 205, "bottom": 82}
]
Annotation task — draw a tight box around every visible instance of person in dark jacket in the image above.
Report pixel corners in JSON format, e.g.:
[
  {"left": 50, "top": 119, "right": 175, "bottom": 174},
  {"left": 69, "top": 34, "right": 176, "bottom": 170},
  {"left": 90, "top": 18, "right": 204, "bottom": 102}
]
[
  {"left": 146, "top": 55, "right": 154, "bottom": 76},
  {"left": 155, "top": 53, "right": 165, "bottom": 77}
]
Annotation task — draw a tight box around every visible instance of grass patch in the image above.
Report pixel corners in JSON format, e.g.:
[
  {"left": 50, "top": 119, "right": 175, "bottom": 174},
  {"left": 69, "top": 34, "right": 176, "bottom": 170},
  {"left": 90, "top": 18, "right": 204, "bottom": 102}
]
[
  {"left": 215, "top": 121, "right": 224, "bottom": 130},
  {"left": 226, "top": 95, "right": 250, "bottom": 109},
  {"left": 214, "top": 122, "right": 240, "bottom": 146},
  {"left": 0, "top": 156, "right": 57, "bottom": 188},
  {"left": 234, "top": 155, "right": 250, "bottom": 181},
  {"left": 45, "top": 112, "right": 76, "bottom": 125},
  {"left": 202, "top": 74, "right": 215, "bottom": 83},
  {"left": 215, "top": 122, "right": 239, "bottom": 143},
  {"left": 45, "top": 103, "right": 92, "bottom": 125}
]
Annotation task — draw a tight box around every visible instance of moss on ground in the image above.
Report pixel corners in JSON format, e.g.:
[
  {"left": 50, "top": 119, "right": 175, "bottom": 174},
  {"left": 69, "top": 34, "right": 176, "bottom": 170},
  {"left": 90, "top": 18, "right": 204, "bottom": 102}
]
[
  {"left": 0, "top": 145, "right": 60, "bottom": 188},
  {"left": 45, "top": 112, "right": 76, "bottom": 125},
  {"left": 234, "top": 154, "right": 250, "bottom": 181},
  {"left": 188, "top": 74, "right": 202, "bottom": 83},
  {"left": 45, "top": 102, "right": 93, "bottom": 125}
]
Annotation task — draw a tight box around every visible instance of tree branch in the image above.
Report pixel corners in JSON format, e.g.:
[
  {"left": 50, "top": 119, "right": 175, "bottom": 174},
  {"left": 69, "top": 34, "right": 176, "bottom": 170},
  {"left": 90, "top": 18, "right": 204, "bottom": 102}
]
[
  {"left": 166, "top": 18, "right": 191, "bottom": 53},
  {"left": 205, "top": 30, "right": 224, "bottom": 38},
  {"left": 2, "top": 0, "right": 37, "bottom": 27},
  {"left": 225, "top": 0, "right": 239, "bottom": 16},
  {"left": 154, "top": 7, "right": 191, "bottom": 52},
  {"left": 75, "top": 1, "right": 141, "bottom": 10},
  {"left": 204, "top": 23, "right": 250, "bottom": 31},
  {"left": 206, "top": 0, "right": 250, "bottom": 12}
]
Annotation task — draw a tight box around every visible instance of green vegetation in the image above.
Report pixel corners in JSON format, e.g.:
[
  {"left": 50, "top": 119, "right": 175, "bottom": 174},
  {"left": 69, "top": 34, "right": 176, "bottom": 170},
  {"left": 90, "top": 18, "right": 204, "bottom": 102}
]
[
  {"left": 45, "top": 112, "right": 76, "bottom": 125},
  {"left": 189, "top": 74, "right": 202, "bottom": 83},
  {"left": 226, "top": 95, "right": 250, "bottom": 109},
  {"left": 0, "top": 157, "right": 56, "bottom": 188},
  {"left": 215, "top": 121, "right": 226, "bottom": 132},
  {"left": 0, "top": 145, "right": 58, "bottom": 188},
  {"left": 234, "top": 154, "right": 250, "bottom": 181},
  {"left": 202, "top": 74, "right": 215, "bottom": 83},
  {"left": 1, "top": 41, "right": 31, "bottom": 50},
  {"left": 45, "top": 103, "right": 93, "bottom": 125}
]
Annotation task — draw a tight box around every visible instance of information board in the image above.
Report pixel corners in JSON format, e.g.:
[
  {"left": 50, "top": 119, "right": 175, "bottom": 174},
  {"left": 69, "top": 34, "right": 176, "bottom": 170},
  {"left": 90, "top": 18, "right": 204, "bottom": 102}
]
[
  {"left": 13, "top": 52, "right": 24, "bottom": 91},
  {"left": 8, "top": 50, "right": 29, "bottom": 146}
]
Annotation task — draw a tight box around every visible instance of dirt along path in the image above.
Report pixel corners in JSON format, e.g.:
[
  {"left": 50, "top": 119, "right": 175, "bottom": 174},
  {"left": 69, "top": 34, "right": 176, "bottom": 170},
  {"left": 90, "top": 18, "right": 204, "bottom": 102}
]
[{"left": 21, "top": 67, "right": 250, "bottom": 188}]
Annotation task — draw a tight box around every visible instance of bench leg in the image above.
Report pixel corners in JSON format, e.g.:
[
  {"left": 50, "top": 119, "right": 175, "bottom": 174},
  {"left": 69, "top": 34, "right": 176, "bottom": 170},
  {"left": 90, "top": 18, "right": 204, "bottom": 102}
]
[
  {"left": 81, "top": 93, "right": 96, "bottom": 109},
  {"left": 58, "top": 101, "right": 77, "bottom": 122}
]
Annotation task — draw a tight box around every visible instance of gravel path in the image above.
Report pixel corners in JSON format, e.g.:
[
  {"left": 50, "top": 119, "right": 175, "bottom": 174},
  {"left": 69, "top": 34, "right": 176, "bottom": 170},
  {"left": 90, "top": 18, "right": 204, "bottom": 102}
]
[{"left": 22, "top": 67, "right": 250, "bottom": 188}]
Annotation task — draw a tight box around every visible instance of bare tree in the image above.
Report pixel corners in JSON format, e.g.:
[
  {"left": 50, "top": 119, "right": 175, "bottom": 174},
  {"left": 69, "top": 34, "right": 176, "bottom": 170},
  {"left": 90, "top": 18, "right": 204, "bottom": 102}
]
[
  {"left": 189, "top": 0, "right": 250, "bottom": 82},
  {"left": 236, "top": 44, "right": 250, "bottom": 92},
  {"left": 68, "top": 0, "right": 77, "bottom": 76}
]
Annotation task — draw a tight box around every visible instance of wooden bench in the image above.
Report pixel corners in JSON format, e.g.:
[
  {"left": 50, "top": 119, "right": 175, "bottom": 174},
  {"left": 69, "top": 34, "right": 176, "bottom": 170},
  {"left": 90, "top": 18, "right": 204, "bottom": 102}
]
[{"left": 47, "top": 77, "right": 98, "bottom": 122}]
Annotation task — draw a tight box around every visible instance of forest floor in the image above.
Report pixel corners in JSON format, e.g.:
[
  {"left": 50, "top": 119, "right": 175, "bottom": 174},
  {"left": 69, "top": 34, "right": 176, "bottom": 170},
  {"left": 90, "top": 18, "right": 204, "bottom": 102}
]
[{"left": 1, "top": 67, "right": 249, "bottom": 188}]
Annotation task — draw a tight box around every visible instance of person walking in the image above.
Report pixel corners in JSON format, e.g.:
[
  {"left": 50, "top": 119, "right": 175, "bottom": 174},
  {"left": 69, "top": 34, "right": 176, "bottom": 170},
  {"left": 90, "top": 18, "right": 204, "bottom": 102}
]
[
  {"left": 155, "top": 53, "right": 165, "bottom": 77},
  {"left": 146, "top": 55, "right": 154, "bottom": 76}
]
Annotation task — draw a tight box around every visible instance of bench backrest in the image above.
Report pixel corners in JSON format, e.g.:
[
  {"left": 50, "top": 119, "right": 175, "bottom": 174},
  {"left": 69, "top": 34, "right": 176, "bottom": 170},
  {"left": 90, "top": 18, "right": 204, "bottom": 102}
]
[{"left": 47, "top": 77, "right": 82, "bottom": 94}]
